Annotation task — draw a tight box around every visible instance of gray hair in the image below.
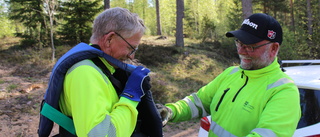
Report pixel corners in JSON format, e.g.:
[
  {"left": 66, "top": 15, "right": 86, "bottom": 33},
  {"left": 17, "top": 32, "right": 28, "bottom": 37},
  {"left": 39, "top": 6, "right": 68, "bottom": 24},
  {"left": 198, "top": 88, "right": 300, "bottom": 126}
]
[{"left": 90, "top": 7, "right": 146, "bottom": 43}]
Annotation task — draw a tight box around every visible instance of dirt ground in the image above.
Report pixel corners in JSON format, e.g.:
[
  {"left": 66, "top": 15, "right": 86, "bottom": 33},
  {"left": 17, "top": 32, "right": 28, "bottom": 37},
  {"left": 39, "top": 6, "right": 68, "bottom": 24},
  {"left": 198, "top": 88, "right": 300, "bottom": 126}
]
[{"left": 0, "top": 65, "right": 199, "bottom": 137}]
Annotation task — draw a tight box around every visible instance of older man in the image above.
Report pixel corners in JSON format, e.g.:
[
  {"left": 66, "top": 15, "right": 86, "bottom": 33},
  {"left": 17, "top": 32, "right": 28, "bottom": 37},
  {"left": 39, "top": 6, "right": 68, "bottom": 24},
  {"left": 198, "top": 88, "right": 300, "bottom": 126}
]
[{"left": 38, "top": 7, "right": 158, "bottom": 137}]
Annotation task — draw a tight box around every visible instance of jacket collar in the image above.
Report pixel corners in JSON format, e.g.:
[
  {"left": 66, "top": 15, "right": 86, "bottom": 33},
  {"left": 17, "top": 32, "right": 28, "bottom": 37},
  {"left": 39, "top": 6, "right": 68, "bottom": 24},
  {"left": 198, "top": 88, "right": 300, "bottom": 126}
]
[{"left": 240, "top": 58, "right": 280, "bottom": 78}]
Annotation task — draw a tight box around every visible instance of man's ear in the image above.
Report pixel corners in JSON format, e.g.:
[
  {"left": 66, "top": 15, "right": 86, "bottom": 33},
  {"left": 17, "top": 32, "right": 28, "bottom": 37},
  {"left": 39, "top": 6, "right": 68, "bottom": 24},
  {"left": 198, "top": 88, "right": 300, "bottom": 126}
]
[
  {"left": 270, "top": 42, "right": 280, "bottom": 56},
  {"left": 101, "top": 32, "right": 114, "bottom": 48},
  {"left": 98, "top": 33, "right": 114, "bottom": 53}
]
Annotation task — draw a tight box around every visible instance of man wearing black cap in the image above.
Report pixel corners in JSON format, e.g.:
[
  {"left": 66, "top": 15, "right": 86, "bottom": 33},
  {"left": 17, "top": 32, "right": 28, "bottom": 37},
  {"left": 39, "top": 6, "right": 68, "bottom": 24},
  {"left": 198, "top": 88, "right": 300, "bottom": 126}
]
[
  {"left": 226, "top": 13, "right": 283, "bottom": 70},
  {"left": 157, "top": 13, "right": 301, "bottom": 136}
]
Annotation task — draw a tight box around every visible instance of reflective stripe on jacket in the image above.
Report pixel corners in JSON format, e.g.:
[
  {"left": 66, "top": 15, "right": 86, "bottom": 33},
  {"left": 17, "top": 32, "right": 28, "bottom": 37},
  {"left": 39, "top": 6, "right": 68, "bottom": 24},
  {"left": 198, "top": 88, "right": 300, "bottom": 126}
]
[
  {"left": 166, "top": 58, "right": 301, "bottom": 137},
  {"left": 59, "top": 58, "right": 139, "bottom": 137}
]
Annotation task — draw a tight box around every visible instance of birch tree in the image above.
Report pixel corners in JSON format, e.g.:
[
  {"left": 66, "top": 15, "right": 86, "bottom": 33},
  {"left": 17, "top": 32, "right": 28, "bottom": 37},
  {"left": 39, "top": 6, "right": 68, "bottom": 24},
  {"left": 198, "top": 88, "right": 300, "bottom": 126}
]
[{"left": 44, "top": 0, "right": 58, "bottom": 61}]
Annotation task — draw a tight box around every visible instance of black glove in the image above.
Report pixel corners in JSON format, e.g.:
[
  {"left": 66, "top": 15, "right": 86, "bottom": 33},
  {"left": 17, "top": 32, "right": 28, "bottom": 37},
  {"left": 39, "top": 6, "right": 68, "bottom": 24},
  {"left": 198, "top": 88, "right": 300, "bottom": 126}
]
[{"left": 142, "top": 76, "right": 151, "bottom": 92}]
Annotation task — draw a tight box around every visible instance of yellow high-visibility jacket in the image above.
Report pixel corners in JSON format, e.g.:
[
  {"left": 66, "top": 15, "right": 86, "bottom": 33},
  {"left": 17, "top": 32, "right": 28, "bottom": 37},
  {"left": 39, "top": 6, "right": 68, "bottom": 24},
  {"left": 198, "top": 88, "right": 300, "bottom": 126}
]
[
  {"left": 59, "top": 58, "right": 139, "bottom": 137},
  {"left": 166, "top": 58, "right": 301, "bottom": 137}
]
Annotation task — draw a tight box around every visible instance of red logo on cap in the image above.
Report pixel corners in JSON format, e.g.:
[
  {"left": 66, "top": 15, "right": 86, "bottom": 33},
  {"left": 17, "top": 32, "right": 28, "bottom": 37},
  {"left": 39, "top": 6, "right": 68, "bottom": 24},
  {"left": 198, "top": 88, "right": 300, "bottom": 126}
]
[{"left": 267, "top": 30, "right": 276, "bottom": 39}]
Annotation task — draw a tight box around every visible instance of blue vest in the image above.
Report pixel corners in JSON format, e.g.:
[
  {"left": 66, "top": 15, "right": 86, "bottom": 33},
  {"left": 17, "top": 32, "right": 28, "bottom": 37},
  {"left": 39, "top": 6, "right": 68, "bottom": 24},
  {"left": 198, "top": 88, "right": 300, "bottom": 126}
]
[{"left": 38, "top": 43, "right": 163, "bottom": 137}]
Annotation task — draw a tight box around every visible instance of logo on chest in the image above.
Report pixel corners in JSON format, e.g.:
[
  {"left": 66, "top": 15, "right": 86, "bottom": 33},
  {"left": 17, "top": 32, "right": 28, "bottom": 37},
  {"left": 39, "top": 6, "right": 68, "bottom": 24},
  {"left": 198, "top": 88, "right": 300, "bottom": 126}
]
[{"left": 242, "top": 101, "right": 255, "bottom": 113}]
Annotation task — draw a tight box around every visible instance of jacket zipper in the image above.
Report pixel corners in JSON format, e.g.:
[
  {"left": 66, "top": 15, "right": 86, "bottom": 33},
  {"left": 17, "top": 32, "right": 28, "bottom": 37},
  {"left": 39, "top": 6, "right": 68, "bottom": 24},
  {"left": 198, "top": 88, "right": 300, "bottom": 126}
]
[
  {"left": 215, "top": 88, "right": 230, "bottom": 111},
  {"left": 232, "top": 71, "right": 248, "bottom": 102}
]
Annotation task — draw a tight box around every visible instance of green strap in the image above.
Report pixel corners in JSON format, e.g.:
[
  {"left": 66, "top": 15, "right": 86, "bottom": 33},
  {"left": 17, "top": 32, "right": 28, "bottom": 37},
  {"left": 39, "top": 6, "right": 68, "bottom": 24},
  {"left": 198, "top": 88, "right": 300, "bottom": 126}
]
[{"left": 40, "top": 102, "right": 76, "bottom": 135}]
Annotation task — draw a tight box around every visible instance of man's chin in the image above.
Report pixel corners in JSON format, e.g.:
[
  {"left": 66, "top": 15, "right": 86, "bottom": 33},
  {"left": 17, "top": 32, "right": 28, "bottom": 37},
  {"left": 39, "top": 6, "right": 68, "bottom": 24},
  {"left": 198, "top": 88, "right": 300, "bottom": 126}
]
[{"left": 240, "top": 61, "right": 252, "bottom": 70}]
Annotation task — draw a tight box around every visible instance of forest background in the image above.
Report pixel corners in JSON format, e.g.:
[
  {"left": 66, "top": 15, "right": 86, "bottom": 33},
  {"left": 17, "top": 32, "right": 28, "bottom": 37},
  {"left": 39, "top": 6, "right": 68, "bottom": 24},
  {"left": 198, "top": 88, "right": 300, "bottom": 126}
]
[
  {"left": 1, "top": 0, "right": 320, "bottom": 60},
  {"left": 0, "top": 0, "right": 320, "bottom": 136}
]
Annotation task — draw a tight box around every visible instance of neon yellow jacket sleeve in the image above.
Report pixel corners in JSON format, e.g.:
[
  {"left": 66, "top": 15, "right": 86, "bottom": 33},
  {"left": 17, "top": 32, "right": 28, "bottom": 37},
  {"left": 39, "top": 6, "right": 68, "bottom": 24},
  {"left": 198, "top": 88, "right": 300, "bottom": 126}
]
[
  {"left": 59, "top": 59, "right": 138, "bottom": 137},
  {"left": 166, "top": 58, "right": 301, "bottom": 137}
]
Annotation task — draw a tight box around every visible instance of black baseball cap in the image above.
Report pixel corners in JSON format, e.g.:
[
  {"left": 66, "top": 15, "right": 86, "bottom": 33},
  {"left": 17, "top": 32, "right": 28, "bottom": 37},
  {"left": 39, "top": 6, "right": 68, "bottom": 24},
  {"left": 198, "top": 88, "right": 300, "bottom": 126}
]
[{"left": 226, "top": 13, "right": 283, "bottom": 45}]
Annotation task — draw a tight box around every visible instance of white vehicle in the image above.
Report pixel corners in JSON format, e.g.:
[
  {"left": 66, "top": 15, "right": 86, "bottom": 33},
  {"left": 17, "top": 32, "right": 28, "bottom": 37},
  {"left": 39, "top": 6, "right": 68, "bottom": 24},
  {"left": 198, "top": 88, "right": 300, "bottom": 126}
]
[{"left": 198, "top": 60, "right": 320, "bottom": 137}]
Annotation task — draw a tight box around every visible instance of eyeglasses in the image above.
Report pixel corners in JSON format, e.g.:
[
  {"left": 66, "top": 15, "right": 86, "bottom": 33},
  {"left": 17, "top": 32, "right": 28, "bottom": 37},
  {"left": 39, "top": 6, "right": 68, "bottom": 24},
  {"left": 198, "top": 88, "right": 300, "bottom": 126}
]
[
  {"left": 235, "top": 39, "right": 272, "bottom": 52},
  {"left": 114, "top": 32, "right": 138, "bottom": 56}
]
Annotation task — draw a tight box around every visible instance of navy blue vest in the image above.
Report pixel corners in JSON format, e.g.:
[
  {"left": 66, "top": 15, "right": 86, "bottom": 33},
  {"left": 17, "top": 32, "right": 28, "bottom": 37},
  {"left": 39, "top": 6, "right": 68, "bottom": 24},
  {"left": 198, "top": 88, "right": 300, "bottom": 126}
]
[{"left": 38, "top": 43, "right": 163, "bottom": 137}]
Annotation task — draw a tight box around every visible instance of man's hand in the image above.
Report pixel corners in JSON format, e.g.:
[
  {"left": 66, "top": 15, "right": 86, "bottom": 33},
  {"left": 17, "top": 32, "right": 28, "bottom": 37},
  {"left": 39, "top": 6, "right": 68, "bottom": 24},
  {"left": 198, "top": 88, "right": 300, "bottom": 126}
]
[
  {"left": 121, "top": 66, "right": 150, "bottom": 102},
  {"left": 156, "top": 103, "right": 173, "bottom": 127}
]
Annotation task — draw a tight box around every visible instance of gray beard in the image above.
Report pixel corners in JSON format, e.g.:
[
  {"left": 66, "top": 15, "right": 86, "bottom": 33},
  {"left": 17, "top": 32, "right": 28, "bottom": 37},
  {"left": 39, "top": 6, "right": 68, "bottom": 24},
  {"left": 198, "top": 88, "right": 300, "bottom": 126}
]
[{"left": 240, "top": 49, "right": 272, "bottom": 70}]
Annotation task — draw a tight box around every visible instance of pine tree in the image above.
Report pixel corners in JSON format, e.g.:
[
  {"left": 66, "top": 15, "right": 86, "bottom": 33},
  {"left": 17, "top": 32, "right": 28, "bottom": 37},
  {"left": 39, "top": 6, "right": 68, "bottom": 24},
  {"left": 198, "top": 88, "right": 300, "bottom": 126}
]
[
  {"left": 8, "top": 0, "right": 48, "bottom": 48},
  {"left": 58, "top": 0, "right": 102, "bottom": 44}
]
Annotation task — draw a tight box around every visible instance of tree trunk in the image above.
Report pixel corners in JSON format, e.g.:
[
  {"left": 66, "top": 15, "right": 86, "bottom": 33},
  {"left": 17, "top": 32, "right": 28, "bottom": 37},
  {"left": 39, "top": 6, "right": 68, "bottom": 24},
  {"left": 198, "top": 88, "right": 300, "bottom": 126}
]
[
  {"left": 155, "top": 0, "right": 162, "bottom": 35},
  {"left": 104, "top": 0, "right": 110, "bottom": 10},
  {"left": 45, "top": 0, "right": 56, "bottom": 61},
  {"left": 318, "top": 0, "right": 320, "bottom": 33},
  {"left": 176, "top": 0, "right": 184, "bottom": 47},
  {"left": 290, "top": 0, "right": 295, "bottom": 31},
  {"left": 306, "top": 0, "right": 313, "bottom": 46},
  {"left": 241, "top": 0, "right": 253, "bottom": 19}
]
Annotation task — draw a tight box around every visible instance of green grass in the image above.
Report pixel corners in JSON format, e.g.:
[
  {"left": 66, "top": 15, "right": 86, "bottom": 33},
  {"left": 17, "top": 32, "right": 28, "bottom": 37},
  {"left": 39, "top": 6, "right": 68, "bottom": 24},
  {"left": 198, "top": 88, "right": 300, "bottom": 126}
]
[
  {"left": 0, "top": 40, "right": 73, "bottom": 78},
  {"left": 0, "top": 79, "right": 5, "bottom": 84},
  {"left": 6, "top": 84, "right": 18, "bottom": 92}
]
